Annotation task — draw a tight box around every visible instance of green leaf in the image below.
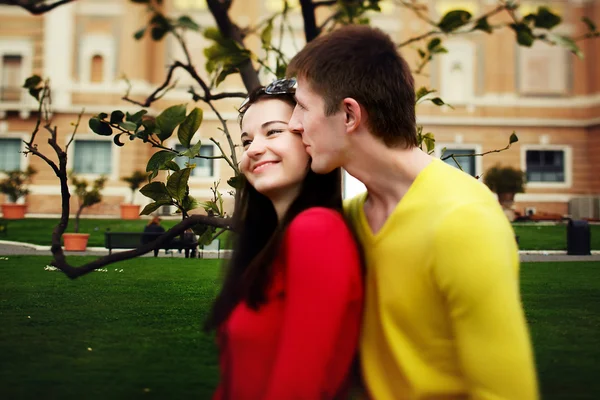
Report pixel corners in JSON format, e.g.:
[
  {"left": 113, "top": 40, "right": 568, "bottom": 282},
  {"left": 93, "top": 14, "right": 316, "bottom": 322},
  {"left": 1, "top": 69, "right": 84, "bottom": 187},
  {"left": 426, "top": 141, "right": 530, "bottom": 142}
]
[
  {"left": 89, "top": 118, "right": 113, "bottom": 136},
  {"left": 23, "top": 75, "right": 42, "bottom": 89},
  {"left": 140, "top": 182, "right": 171, "bottom": 201},
  {"left": 429, "top": 97, "right": 453, "bottom": 109},
  {"left": 511, "top": 23, "right": 535, "bottom": 47},
  {"left": 227, "top": 175, "right": 242, "bottom": 189},
  {"left": 151, "top": 26, "right": 168, "bottom": 41},
  {"left": 119, "top": 121, "right": 138, "bottom": 131},
  {"left": 549, "top": 34, "right": 584, "bottom": 59},
  {"left": 131, "top": 0, "right": 150, "bottom": 3},
  {"left": 133, "top": 27, "right": 146, "bottom": 40},
  {"left": 148, "top": 169, "right": 158, "bottom": 182},
  {"left": 166, "top": 168, "right": 192, "bottom": 202},
  {"left": 98, "top": 112, "right": 108, "bottom": 120},
  {"left": 180, "top": 140, "right": 203, "bottom": 158},
  {"left": 197, "top": 225, "right": 217, "bottom": 246},
  {"left": 416, "top": 87, "right": 436, "bottom": 103},
  {"left": 509, "top": 132, "right": 519, "bottom": 144},
  {"left": 203, "top": 27, "right": 221, "bottom": 41},
  {"left": 261, "top": 20, "right": 274, "bottom": 48},
  {"left": 140, "top": 200, "right": 172, "bottom": 216},
  {"left": 582, "top": 16, "right": 597, "bottom": 32},
  {"left": 427, "top": 38, "right": 442, "bottom": 51},
  {"left": 182, "top": 194, "right": 199, "bottom": 212},
  {"left": 423, "top": 133, "right": 435, "bottom": 153},
  {"left": 161, "top": 161, "right": 181, "bottom": 172},
  {"left": 201, "top": 200, "right": 220, "bottom": 216},
  {"left": 113, "top": 133, "right": 125, "bottom": 147},
  {"left": 110, "top": 110, "right": 125, "bottom": 124},
  {"left": 178, "top": 15, "right": 200, "bottom": 31},
  {"left": 191, "top": 223, "right": 209, "bottom": 236},
  {"left": 417, "top": 49, "right": 426, "bottom": 59},
  {"left": 535, "top": 7, "right": 561, "bottom": 30},
  {"left": 178, "top": 108, "right": 203, "bottom": 148},
  {"left": 473, "top": 17, "right": 493, "bottom": 34},
  {"left": 28, "top": 88, "right": 42, "bottom": 100},
  {"left": 215, "top": 68, "right": 236, "bottom": 87},
  {"left": 438, "top": 10, "right": 472, "bottom": 33},
  {"left": 127, "top": 110, "right": 147, "bottom": 123},
  {"left": 146, "top": 150, "right": 177, "bottom": 172},
  {"left": 156, "top": 104, "right": 187, "bottom": 141}
]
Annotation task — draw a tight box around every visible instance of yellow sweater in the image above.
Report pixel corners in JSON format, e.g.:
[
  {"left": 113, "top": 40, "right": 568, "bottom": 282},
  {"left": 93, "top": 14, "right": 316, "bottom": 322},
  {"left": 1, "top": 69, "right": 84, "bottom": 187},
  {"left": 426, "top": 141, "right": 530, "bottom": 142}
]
[{"left": 345, "top": 159, "right": 538, "bottom": 400}]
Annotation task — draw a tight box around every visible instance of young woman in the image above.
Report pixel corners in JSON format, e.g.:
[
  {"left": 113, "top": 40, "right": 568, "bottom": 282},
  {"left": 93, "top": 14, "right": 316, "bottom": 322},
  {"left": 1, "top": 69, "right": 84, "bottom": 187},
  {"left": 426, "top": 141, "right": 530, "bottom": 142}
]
[{"left": 205, "top": 78, "right": 364, "bottom": 400}]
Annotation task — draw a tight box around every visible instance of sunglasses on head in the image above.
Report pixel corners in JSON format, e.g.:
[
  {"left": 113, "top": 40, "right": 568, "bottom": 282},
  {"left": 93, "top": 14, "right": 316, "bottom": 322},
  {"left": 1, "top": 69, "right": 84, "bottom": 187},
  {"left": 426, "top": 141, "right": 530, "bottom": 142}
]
[{"left": 239, "top": 77, "right": 297, "bottom": 110}]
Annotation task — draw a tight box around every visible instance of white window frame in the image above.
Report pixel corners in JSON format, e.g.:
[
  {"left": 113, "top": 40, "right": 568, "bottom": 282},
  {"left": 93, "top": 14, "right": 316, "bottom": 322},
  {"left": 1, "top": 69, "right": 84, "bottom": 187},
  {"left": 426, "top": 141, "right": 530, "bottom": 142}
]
[
  {"left": 521, "top": 144, "right": 572, "bottom": 189},
  {"left": 78, "top": 34, "right": 115, "bottom": 84},
  {"left": 435, "top": 142, "right": 482, "bottom": 177},
  {"left": 169, "top": 139, "right": 220, "bottom": 182},
  {"left": 0, "top": 38, "right": 33, "bottom": 104},
  {"left": 66, "top": 135, "right": 119, "bottom": 181}
]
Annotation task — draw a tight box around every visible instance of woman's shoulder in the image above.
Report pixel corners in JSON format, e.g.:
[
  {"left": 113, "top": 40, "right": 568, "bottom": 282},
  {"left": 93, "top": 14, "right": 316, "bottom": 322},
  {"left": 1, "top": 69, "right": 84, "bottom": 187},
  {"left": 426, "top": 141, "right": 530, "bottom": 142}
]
[{"left": 287, "top": 207, "right": 349, "bottom": 235}]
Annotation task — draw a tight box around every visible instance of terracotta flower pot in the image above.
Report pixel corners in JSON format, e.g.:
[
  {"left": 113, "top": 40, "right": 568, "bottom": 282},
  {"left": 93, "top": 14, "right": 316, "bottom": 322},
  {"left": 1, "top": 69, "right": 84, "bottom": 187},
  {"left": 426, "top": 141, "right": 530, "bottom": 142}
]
[
  {"left": 120, "top": 204, "right": 141, "bottom": 220},
  {"left": 63, "top": 233, "right": 90, "bottom": 251},
  {"left": 1, "top": 203, "right": 27, "bottom": 219}
]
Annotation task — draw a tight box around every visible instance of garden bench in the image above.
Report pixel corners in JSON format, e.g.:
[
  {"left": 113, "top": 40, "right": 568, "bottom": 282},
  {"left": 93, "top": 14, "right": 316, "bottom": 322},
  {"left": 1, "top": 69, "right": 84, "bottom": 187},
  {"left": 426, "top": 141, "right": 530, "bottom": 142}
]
[{"left": 104, "top": 231, "right": 198, "bottom": 258}]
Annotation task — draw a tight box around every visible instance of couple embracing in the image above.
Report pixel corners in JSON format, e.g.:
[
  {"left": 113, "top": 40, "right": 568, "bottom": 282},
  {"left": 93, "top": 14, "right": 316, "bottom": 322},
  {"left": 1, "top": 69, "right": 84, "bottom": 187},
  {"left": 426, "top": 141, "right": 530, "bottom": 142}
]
[{"left": 206, "top": 25, "right": 538, "bottom": 400}]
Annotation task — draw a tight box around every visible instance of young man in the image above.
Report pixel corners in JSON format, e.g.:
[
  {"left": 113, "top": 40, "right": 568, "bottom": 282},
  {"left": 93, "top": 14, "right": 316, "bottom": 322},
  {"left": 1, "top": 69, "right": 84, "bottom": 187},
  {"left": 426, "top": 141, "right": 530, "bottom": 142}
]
[{"left": 287, "top": 25, "right": 538, "bottom": 400}]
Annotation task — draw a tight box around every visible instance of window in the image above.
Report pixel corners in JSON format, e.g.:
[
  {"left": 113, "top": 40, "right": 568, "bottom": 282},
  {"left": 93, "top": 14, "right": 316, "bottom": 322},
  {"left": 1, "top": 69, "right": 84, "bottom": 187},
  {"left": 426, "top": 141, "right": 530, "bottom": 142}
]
[
  {"left": 439, "top": 41, "right": 475, "bottom": 104},
  {"left": 90, "top": 54, "right": 104, "bottom": 83},
  {"left": 73, "top": 141, "right": 112, "bottom": 174},
  {"left": 78, "top": 35, "right": 115, "bottom": 83},
  {"left": 0, "top": 138, "right": 21, "bottom": 171},
  {"left": 442, "top": 148, "right": 476, "bottom": 177},
  {"left": 1, "top": 55, "right": 23, "bottom": 101},
  {"left": 525, "top": 150, "right": 565, "bottom": 183},
  {"left": 175, "top": 144, "right": 215, "bottom": 177}
]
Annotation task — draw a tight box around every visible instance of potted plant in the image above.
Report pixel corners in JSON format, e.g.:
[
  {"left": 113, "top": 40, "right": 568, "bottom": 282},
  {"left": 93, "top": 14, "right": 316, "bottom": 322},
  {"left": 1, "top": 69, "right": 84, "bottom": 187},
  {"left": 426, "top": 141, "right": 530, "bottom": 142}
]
[
  {"left": 483, "top": 165, "right": 525, "bottom": 220},
  {"left": 62, "top": 174, "right": 106, "bottom": 251},
  {"left": 0, "top": 166, "right": 37, "bottom": 219},
  {"left": 120, "top": 170, "right": 147, "bottom": 220}
]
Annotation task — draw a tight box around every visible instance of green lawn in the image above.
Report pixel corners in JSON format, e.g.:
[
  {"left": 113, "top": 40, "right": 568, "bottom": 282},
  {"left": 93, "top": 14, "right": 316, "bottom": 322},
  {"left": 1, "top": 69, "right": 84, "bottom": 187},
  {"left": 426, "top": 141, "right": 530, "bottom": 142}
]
[
  {"left": 513, "top": 223, "right": 600, "bottom": 251},
  {"left": 0, "top": 218, "right": 232, "bottom": 249},
  {"left": 1, "top": 256, "right": 599, "bottom": 399}
]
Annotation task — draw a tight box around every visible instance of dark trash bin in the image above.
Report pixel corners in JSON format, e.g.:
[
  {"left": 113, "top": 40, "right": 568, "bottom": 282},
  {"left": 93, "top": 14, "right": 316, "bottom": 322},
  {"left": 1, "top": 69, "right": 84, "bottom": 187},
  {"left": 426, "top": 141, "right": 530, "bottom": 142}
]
[{"left": 567, "top": 219, "right": 591, "bottom": 256}]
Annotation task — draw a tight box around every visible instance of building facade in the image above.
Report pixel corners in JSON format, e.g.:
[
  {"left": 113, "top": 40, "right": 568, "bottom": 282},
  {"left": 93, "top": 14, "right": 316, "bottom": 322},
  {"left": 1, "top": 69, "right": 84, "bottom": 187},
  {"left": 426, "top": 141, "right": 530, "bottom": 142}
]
[{"left": 0, "top": 0, "right": 599, "bottom": 219}]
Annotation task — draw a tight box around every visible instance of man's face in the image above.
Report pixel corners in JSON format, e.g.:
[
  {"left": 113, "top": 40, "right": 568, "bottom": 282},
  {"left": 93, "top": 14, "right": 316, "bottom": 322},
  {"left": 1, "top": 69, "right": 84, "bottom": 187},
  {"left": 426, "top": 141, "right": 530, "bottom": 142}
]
[{"left": 288, "top": 78, "right": 347, "bottom": 174}]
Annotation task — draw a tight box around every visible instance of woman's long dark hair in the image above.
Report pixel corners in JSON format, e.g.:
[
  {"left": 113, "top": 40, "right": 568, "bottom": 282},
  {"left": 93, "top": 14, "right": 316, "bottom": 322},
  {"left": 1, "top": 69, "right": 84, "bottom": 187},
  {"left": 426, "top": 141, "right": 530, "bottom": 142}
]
[{"left": 204, "top": 89, "right": 345, "bottom": 331}]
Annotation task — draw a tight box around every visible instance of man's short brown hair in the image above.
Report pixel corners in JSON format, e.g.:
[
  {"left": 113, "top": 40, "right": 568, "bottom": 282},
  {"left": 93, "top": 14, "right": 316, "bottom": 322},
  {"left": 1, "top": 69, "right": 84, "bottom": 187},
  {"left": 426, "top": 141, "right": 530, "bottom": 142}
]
[{"left": 287, "top": 25, "right": 417, "bottom": 148}]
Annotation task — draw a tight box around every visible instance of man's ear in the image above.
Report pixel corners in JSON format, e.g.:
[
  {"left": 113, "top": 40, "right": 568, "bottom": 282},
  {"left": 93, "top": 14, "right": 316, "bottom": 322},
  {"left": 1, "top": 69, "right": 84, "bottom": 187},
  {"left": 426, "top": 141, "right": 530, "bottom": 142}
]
[{"left": 342, "top": 98, "right": 362, "bottom": 134}]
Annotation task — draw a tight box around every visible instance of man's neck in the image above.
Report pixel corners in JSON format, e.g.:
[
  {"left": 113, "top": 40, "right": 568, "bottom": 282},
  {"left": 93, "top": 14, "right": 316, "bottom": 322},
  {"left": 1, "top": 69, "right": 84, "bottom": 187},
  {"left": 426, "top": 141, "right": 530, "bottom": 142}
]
[{"left": 345, "top": 139, "right": 433, "bottom": 233}]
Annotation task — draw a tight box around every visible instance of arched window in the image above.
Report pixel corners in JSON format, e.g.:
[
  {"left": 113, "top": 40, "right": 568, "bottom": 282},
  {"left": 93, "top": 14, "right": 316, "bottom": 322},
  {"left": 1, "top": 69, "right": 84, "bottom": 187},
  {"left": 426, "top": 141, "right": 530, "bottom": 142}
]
[{"left": 90, "top": 54, "right": 104, "bottom": 83}]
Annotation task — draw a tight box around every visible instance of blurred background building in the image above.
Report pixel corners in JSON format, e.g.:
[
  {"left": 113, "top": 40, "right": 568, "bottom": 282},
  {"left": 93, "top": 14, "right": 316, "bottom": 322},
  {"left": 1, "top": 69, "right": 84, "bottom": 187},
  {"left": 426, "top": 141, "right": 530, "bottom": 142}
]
[{"left": 0, "top": 0, "right": 599, "bottom": 219}]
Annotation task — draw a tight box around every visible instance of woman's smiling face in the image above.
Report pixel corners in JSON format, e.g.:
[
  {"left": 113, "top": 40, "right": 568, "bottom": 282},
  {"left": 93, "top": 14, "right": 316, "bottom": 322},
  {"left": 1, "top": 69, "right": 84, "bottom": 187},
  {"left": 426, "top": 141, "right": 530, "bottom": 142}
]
[{"left": 239, "top": 98, "right": 310, "bottom": 203}]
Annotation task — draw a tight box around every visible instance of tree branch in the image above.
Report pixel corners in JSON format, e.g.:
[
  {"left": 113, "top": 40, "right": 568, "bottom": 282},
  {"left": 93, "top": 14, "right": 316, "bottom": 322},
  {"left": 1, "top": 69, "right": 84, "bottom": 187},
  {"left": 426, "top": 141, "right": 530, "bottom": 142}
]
[
  {"left": 299, "top": 0, "right": 320, "bottom": 42},
  {"left": 206, "top": 0, "right": 261, "bottom": 91},
  {"left": 0, "top": 0, "right": 76, "bottom": 15}
]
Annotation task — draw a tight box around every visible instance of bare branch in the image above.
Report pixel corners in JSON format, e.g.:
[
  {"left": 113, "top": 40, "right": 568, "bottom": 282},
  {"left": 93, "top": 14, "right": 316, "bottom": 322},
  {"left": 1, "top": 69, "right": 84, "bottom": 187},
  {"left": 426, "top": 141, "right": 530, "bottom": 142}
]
[
  {"left": 0, "top": 0, "right": 76, "bottom": 15},
  {"left": 66, "top": 108, "right": 84, "bottom": 150},
  {"left": 50, "top": 214, "right": 232, "bottom": 280}
]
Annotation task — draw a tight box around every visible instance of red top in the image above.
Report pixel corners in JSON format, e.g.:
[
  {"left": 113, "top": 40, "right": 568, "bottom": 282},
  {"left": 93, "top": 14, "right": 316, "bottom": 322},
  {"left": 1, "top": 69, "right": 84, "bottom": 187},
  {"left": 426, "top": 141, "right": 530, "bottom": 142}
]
[{"left": 213, "top": 207, "right": 363, "bottom": 400}]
